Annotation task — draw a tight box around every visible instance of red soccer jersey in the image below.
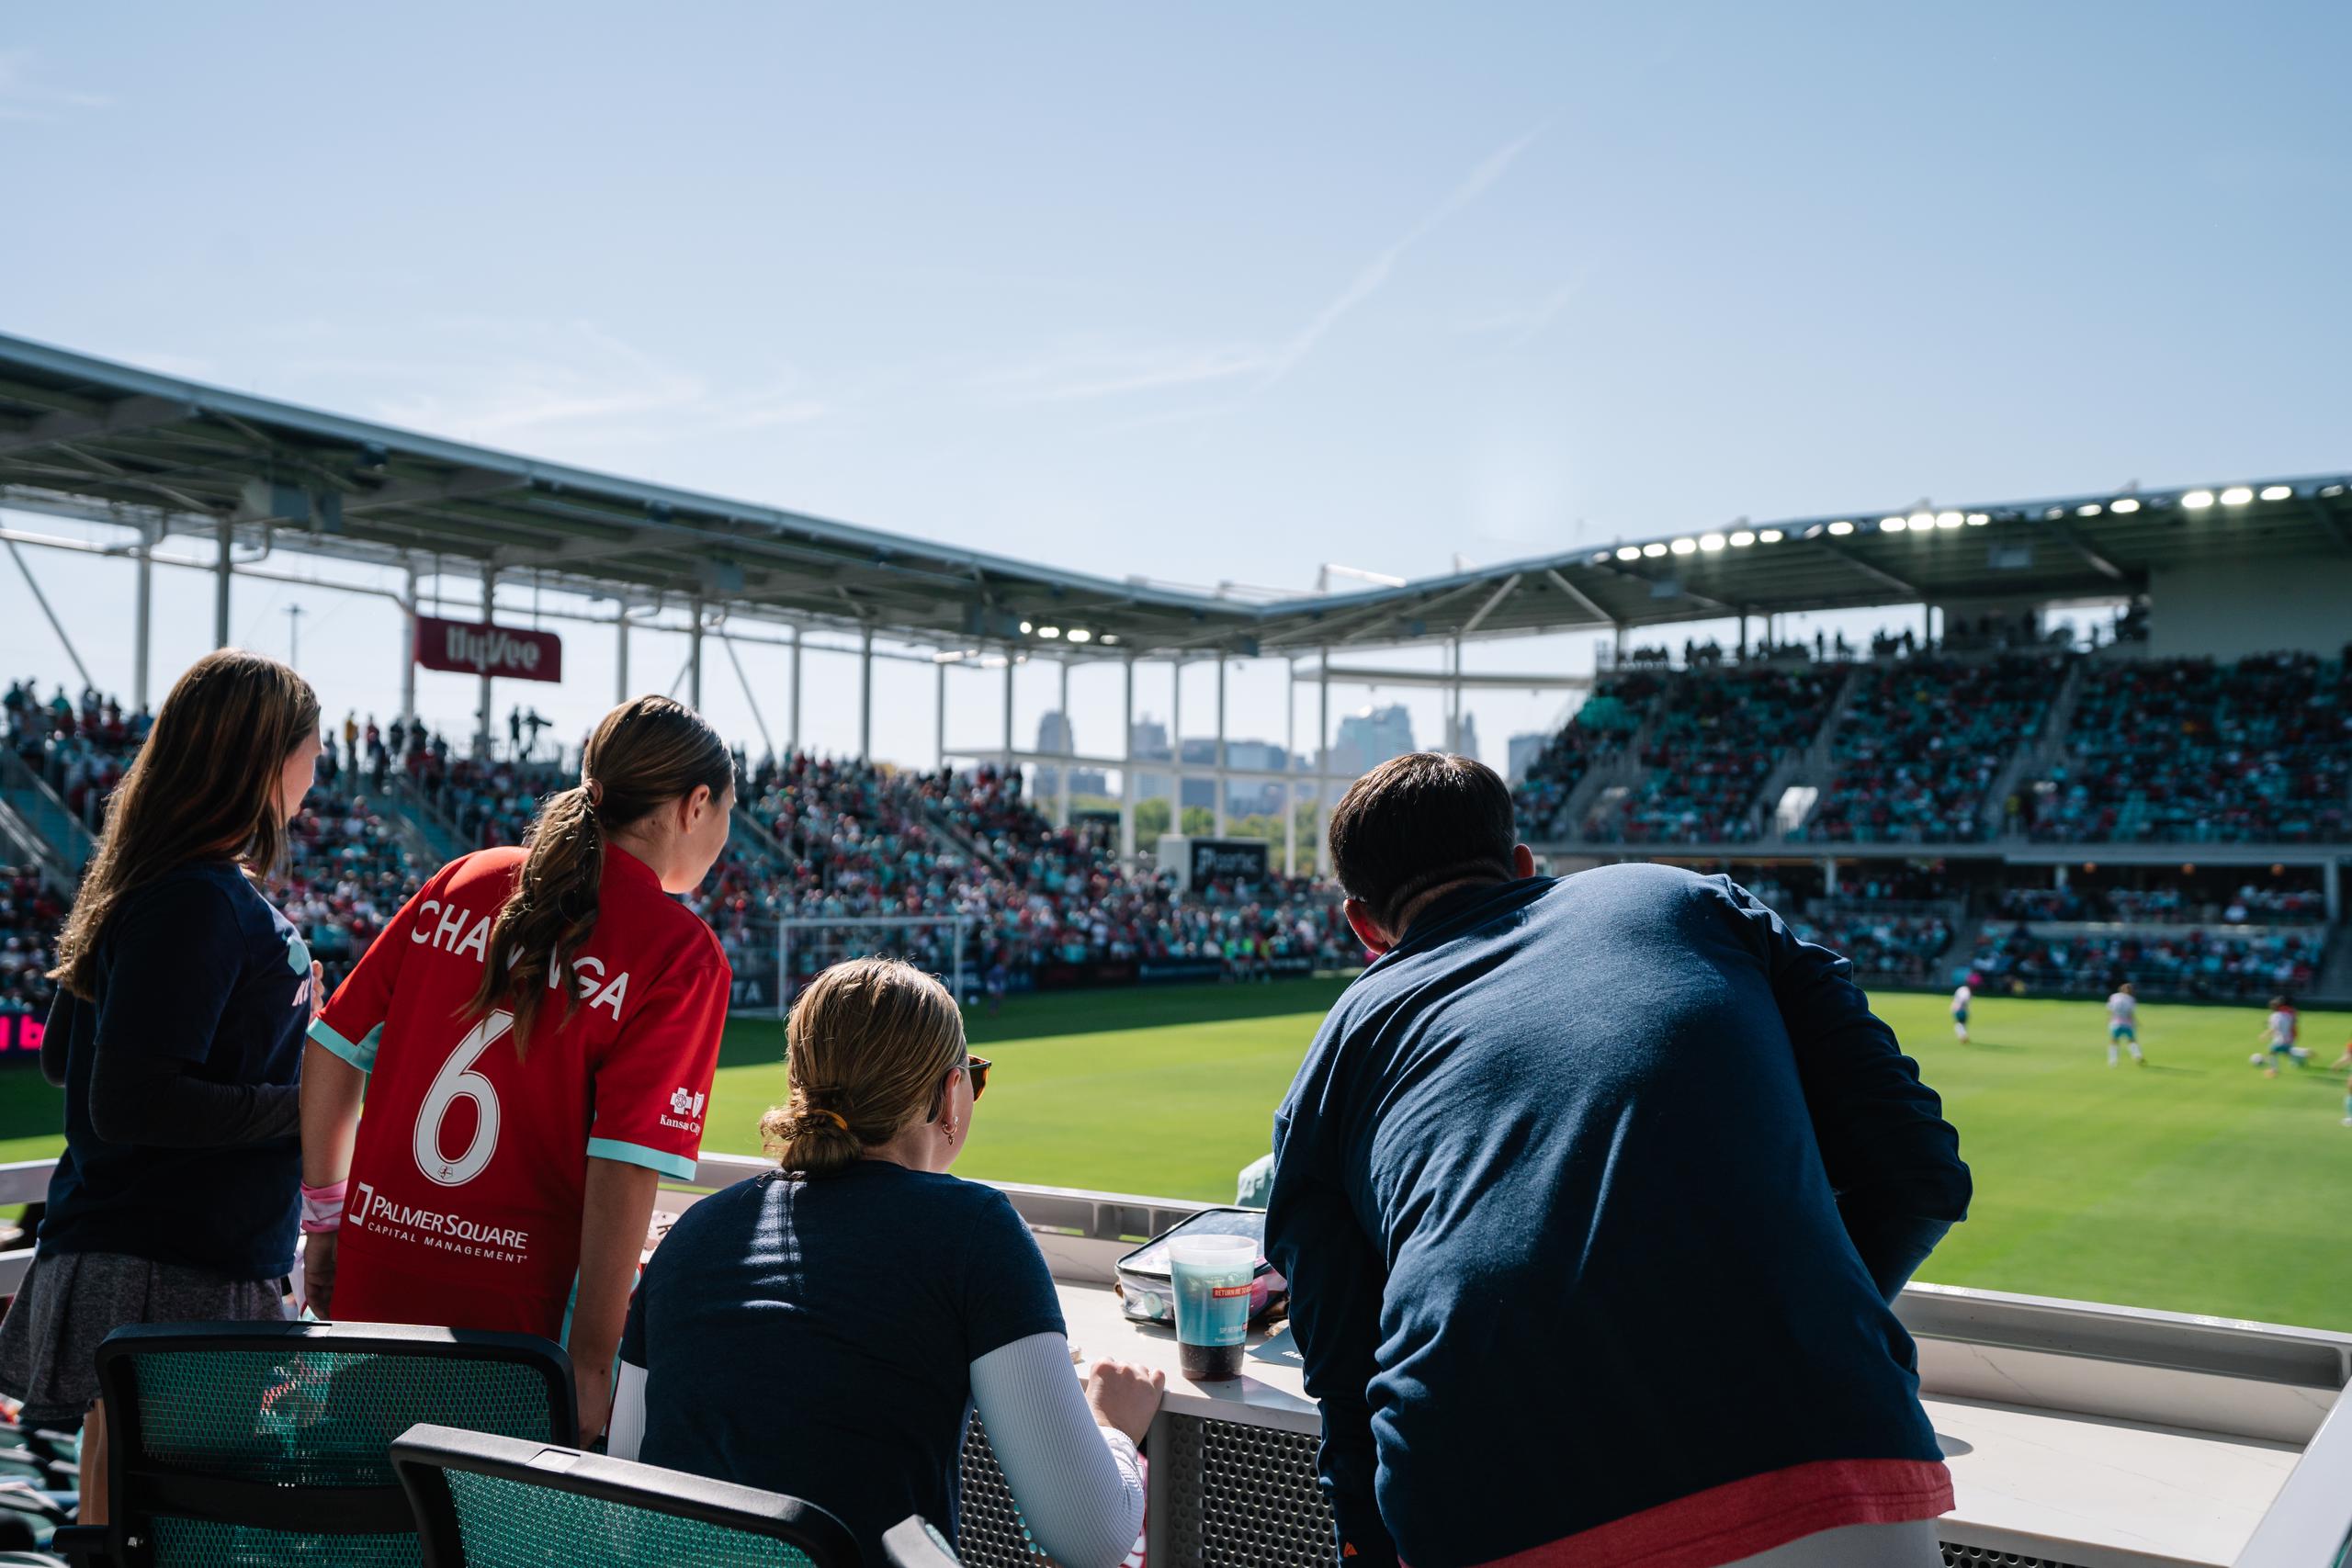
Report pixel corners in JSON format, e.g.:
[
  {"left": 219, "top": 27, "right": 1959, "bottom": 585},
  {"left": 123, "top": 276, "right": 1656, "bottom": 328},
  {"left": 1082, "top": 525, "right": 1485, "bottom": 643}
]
[{"left": 311, "top": 846, "right": 730, "bottom": 1320}]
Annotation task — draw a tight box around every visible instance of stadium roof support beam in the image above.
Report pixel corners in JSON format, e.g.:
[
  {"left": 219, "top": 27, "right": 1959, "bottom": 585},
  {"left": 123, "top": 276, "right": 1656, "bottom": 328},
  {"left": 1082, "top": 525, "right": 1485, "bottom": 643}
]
[
  {"left": 1454, "top": 573, "right": 1523, "bottom": 638},
  {"left": 0, "top": 395, "right": 193, "bottom": 457},
  {"left": 1542, "top": 568, "right": 1617, "bottom": 629},
  {"left": 1810, "top": 542, "right": 1918, "bottom": 599},
  {"left": 2032, "top": 516, "right": 2128, "bottom": 583},
  {"left": 1584, "top": 558, "right": 1733, "bottom": 615},
  {"left": 2301, "top": 497, "right": 2352, "bottom": 556}
]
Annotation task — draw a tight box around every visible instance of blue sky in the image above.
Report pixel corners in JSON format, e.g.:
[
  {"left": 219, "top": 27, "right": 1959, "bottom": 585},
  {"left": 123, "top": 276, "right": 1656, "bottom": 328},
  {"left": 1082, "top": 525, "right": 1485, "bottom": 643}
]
[{"left": 2, "top": 3, "right": 2346, "bottom": 773}]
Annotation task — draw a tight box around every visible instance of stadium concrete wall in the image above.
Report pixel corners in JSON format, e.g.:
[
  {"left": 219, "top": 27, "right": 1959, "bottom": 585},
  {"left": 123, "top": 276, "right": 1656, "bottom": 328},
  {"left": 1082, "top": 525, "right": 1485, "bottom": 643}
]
[{"left": 2147, "top": 558, "right": 2352, "bottom": 660}]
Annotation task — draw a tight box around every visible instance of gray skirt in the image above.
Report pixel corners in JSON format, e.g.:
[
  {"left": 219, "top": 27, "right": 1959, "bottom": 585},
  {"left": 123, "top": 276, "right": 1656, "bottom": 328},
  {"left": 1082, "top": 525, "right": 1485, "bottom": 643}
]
[{"left": 0, "top": 1250, "right": 288, "bottom": 1429}]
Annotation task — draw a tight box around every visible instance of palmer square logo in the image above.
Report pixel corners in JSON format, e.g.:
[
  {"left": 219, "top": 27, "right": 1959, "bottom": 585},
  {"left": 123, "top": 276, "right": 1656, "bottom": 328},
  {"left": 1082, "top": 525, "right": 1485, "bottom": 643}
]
[{"left": 347, "top": 1180, "right": 530, "bottom": 1264}]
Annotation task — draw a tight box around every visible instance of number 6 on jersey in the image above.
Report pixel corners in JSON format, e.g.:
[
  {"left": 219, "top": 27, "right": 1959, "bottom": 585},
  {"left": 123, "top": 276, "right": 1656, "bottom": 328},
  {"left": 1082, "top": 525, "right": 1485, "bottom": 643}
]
[{"left": 415, "top": 1010, "right": 510, "bottom": 1187}]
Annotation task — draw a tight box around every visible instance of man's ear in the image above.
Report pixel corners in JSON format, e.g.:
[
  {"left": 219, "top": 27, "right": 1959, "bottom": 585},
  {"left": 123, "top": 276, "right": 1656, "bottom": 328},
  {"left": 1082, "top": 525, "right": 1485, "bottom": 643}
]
[
  {"left": 1344, "top": 897, "right": 1393, "bottom": 956},
  {"left": 1512, "top": 843, "right": 1537, "bottom": 878}
]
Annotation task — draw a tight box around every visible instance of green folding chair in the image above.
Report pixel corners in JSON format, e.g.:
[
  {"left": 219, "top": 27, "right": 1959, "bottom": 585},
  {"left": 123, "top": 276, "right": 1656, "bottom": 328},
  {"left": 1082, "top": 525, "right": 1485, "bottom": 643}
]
[
  {"left": 391, "top": 1425, "right": 951, "bottom": 1568},
  {"left": 58, "top": 1322, "right": 575, "bottom": 1568}
]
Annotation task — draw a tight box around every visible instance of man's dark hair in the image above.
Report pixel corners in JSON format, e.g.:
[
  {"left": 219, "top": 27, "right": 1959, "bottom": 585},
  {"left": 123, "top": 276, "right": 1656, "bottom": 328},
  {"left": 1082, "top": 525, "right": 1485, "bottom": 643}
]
[{"left": 1327, "top": 752, "right": 1518, "bottom": 933}]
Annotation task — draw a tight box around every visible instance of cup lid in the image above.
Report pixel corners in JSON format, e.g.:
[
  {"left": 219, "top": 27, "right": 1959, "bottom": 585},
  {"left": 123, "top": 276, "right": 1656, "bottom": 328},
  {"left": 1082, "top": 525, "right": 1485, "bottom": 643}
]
[{"left": 1168, "top": 1234, "right": 1258, "bottom": 1261}]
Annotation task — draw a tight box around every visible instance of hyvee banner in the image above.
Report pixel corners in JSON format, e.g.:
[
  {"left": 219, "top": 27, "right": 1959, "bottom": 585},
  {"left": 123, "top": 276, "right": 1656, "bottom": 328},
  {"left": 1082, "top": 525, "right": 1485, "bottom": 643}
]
[{"left": 414, "top": 615, "right": 564, "bottom": 683}]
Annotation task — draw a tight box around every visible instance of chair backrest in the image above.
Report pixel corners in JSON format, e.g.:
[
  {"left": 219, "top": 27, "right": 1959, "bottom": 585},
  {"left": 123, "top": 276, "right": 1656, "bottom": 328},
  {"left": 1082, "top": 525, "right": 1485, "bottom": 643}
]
[
  {"left": 390, "top": 1425, "right": 862, "bottom": 1568},
  {"left": 95, "top": 1321, "right": 575, "bottom": 1568}
]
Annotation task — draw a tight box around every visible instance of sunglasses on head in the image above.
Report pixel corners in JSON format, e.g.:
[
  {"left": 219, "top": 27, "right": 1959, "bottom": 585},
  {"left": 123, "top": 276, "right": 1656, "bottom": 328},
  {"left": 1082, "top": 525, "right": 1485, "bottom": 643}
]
[{"left": 931, "top": 1055, "right": 992, "bottom": 1122}]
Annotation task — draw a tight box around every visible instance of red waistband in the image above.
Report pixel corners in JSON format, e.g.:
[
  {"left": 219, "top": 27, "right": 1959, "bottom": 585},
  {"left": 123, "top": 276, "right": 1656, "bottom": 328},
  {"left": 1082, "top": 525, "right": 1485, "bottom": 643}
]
[{"left": 1423, "top": 1457, "right": 1952, "bottom": 1568}]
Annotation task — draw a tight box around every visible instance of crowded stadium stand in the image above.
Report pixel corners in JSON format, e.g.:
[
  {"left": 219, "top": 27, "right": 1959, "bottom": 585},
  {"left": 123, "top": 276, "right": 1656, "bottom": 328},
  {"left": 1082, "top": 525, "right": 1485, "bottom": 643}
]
[{"left": 3, "top": 336, "right": 2352, "bottom": 1561}]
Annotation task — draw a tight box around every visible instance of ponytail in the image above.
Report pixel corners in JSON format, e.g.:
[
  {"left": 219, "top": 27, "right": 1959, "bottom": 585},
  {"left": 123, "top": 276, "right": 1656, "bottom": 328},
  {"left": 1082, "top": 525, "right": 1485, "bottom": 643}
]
[
  {"left": 469, "top": 695, "right": 732, "bottom": 1054},
  {"left": 761, "top": 958, "right": 965, "bottom": 1179}
]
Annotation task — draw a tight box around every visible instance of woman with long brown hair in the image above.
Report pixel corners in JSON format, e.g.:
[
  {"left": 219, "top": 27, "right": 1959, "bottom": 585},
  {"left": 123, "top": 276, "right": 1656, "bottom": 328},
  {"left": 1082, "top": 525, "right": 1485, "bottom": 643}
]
[
  {"left": 0, "top": 650, "right": 326, "bottom": 1522},
  {"left": 300, "top": 694, "right": 735, "bottom": 1438}
]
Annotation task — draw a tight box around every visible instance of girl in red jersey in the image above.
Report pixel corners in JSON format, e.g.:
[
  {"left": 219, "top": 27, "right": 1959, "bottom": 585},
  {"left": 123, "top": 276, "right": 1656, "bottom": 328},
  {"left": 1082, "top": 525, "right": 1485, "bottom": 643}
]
[{"left": 299, "top": 695, "right": 735, "bottom": 1436}]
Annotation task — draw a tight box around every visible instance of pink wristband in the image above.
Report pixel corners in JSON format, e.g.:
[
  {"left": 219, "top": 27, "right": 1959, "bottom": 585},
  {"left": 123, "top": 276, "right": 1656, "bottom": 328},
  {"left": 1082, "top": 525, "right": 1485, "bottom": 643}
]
[{"left": 300, "top": 1179, "right": 348, "bottom": 1235}]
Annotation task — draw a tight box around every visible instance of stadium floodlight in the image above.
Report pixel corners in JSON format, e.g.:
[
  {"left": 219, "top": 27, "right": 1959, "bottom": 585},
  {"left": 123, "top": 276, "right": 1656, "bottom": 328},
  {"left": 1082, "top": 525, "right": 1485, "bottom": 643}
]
[
  {"left": 1669, "top": 537, "right": 1698, "bottom": 556},
  {"left": 1067, "top": 628, "right": 1093, "bottom": 643},
  {"left": 1757, "top": 528, "right": 1783, "bottom": 543},
  {"left": 1826, "top": 520, "right": 1856, "bottom": 536},
  {"left": 2258, "top": 484, "right": 2291, "bottom": 501},
  {"left": 1616, "top": 546, "right": 1642, "bottom": 561},
  {"left": 1907, "top": 512, "right": 1933, "bottom": 530},
  {"left": 1037, "top": 625, "right": 1063, "bottom": 638},
  {"left": 1880, "top": 516, "right": 1908, "bottom": 533},
  {"left": 1729, "top": 530, "right": 1756, "bottom": 547},
  {"left": 1100, "top": 634, "right": 1119, "bottom": 646},
  {"left": 1019, "top": 619, "right": 1035, "bottom": 633},
  {"left": 1591, "top": 550, "right": 1613, "bottom": 563},
  {"left": 1965, "top": 513, "right": 1990, "bottom": 525},
  {"left": 1936, "top": 511, "right": 1962, "bottom": 528},
  {"left": 1700, "top": 533, "right": 1726, "bottom": 551},
  {"left": 2075, "top": 503, "right": 2101, "bottom": 517},
  {"left": 2182, "top": 490, "right": 2216, "bottom": 509},
  {"left": 1642, "top": 543, "right": 1668, "bottom": 558},
  {"left": 2109, "top": 498, "right": 2141, "bottom": 514},
  {"left": 2219, "top": 486, "right": 2253, "bottom": 505},
  {"left": 2324, "top": 483, "right": 2346, "bottom": 497}
]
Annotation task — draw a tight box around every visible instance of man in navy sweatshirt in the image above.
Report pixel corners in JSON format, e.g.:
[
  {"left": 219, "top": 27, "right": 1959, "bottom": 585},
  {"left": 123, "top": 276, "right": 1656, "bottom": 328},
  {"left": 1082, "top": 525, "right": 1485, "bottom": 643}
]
[{"left": 1266, "top": 753, "right": 1969, "bottom": 1568}]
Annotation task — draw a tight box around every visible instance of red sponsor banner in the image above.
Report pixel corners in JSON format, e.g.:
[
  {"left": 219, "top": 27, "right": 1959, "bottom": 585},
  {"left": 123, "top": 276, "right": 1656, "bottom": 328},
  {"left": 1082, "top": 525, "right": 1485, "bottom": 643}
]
[{"left": 414, "top": 615, "right": 564, "bottom": 683}]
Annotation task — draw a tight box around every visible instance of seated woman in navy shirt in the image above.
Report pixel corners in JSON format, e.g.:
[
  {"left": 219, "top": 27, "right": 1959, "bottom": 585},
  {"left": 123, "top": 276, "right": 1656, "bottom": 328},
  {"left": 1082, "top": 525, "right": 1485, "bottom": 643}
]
[{"left": 615, "top": 958, "right": 1160, "bottom": 1567}]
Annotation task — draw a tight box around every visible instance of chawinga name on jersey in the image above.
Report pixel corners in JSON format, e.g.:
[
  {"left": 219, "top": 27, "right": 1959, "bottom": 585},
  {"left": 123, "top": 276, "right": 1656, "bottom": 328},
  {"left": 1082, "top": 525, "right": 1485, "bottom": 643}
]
[{"left": 409, "top": 896, "right": 633, "bottom": 1020}]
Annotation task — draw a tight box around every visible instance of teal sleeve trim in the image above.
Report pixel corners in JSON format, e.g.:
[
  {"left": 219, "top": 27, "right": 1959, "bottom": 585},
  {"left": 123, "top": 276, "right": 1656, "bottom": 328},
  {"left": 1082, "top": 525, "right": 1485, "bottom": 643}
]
[
  {"left": 586, "top": 1137, "right": 698, "bottom": 1182},
  {"left": 308, "top": 1017, "right": 379, "bottom": 1073}
]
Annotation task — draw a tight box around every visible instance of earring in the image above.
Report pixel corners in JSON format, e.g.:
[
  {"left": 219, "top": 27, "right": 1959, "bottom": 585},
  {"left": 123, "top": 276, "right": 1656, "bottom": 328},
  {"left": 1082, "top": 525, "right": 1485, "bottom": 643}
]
[{"left": 941, "top": 1119, "right": 956, "bottom": 1144}]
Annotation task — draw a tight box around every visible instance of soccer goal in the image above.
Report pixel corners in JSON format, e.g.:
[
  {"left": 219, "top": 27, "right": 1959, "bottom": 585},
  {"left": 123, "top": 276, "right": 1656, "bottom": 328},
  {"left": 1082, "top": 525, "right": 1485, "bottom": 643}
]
[{"left": 772, "top": 915, "right": 976, "bottom": 1021}]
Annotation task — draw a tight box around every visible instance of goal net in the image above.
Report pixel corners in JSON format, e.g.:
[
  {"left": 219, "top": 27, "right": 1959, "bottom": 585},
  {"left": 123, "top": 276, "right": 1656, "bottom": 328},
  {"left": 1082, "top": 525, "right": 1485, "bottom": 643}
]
[{"left": 771, "top": 916, "right": 975, "bottom": 1021}]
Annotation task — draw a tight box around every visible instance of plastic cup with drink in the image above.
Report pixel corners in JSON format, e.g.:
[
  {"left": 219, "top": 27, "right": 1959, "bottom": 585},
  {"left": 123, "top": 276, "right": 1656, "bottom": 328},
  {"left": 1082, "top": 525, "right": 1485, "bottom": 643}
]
[{"left": 1169, "top": 1233, "right": 1256, "bottom": 1382}]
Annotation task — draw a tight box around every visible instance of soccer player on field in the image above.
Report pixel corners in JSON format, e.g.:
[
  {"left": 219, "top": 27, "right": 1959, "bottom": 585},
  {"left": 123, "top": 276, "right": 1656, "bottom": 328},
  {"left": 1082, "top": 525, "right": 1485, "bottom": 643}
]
[
  {"left": 2253, "top": 997, "right": 2305, "bottom": 1078},
  {"left": 1950, "top": 980, "right": 1972, "bottom": 1044},
  {"left": 2105, "top": 982, "right": 2143, "bottom": 1066},
  {"left": 299, "top": 696, "right": 736, "bottom": 1438}
]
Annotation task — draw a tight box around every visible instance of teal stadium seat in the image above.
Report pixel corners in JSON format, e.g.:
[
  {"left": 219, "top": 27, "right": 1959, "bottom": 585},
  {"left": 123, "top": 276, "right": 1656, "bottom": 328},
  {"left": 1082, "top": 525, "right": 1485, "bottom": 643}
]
[
  {"left": 57, "top": 1322, "right": 575, "bottom": 1568},
  {"left": 390, "top": 1425, "right": 895, "bottom": 1568}
]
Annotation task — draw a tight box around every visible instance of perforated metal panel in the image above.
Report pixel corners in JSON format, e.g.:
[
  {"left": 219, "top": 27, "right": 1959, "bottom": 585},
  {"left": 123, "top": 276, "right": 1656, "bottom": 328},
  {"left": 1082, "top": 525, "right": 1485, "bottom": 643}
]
[
  {"left": 1940, "top": 1546, "right": 2090, "bottom": 1568},
  {"left": 149, "top": 1517, "right": 421, "bottom": 1568},
  {"left": 956, "top": 1416, "right": 1059, "bottom": 1568},
  {"left": 130, "top": 1348, "right": 559, "bottom": 1486},
  {"left": 444, "top": 1469, "right": 818, "bottom": 1568},
  {"left": 1160, "top": 1415, "right": 1335, "bottom": 1567}
]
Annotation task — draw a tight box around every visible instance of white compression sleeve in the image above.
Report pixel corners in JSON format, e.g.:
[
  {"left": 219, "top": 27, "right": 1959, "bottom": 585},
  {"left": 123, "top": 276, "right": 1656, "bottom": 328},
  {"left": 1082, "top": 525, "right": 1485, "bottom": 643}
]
[
  {"left": 606, "top": 1360, "right": 648, "bottom": 1461},
  {"left": 968, "top": 1333, "right": 1146, "bottom": 1568}
]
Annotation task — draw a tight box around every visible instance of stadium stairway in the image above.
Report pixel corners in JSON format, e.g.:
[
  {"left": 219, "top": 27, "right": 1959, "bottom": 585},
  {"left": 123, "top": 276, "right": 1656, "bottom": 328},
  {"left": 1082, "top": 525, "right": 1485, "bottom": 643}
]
[
  {"left": 0, "top": 751, "right": 91, "bottom": 889},
  {"left": 1983, "top": 654, "right": 2086, "bottom": 839},
  {"left": 1766, "top": 663, "right": 1862, "bottom": 839},
  {"left": 729, "top": 802, "right": 789, "bottom": 864},
  {"left": 925, "top": 802, "right": 1015, "bottom": 879},
  {"left": 385, "top": 774, "right": 468, "bottom": 863}
]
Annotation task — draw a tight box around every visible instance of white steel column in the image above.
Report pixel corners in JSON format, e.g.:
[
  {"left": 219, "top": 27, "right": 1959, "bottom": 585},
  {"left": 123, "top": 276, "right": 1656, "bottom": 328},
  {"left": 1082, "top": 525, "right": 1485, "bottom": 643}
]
[
  {"left": 788, "top": 625, "right": 802, "bottom": 755},
  {"left": 1056, "top": 659, "right": 1071, "bottom": 828},
  {"left": 688, "top": 598, "right": 705, "bottom": 711},
  {"left": 2325, "top": 859, "right": 2341, "bottom": 923},
  {"left": 1448, "top": 637, "right": 1464, "bottom": 752},
  {"left": 1119, "top": 655, "right": 1136, "bottom": 864},
  {"left": 475, "top": 561, "right": 496, "bottom": 758},
  {"left": 132, "top": 532, "right": 153, "bottom": 712},
  {"left": 1213, "top": 658, "right": 1228, "bottom": 837},
  {"left": 1316, "top": 653, "right": 1332, "bottom": 875},
  {"left": 615, "top": 608, "right": 630, "bottom": 704},
  {"left": 858, "top": 625, "right": 874, "bottom": 761},
  {"left": 934, "top": 660, "right": 947, "bottom": 771},
  {"left": 399, "top": 570, "right": 418, "bottom": 721},
  {"left": 1169, "top": 660, "right": 1184, "bottom": 841},
  {"left": 1283, "top": 660, "right": 1297, "bottom": 877},
  {"left": 213, "top": 517, "right": 232, "bottom": 648},
  {"left": 1001, "top": 653, "right": 1015, "bottom": 777}
]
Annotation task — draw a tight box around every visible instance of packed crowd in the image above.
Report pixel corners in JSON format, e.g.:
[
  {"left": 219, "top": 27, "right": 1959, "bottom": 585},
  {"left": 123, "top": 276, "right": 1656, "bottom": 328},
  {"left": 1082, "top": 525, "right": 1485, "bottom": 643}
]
[
  {"left": 1510, "top": 674, "right": 1656, "bottom": 840},
  {"left": 1795, "top": 657, "right": 2057, "bottom": 844},
  {"left": 1962, "top": 921, "right": 2325, "bottom": 1001},
  {"left": 1586, "top": 667, "right": 1838, "bottom": 844},
  {"left": 3, "top": 682, "right": 151, "bottom": 832},
  {"left": 1791, "top": 910, "right": 1954, "bottom": 982},
  {"left": 1996, "top": 883, "right": 2331, "bottom": 925},
  {"left": 2026, "top": 653, "right": 2352, "bottom": 844}
]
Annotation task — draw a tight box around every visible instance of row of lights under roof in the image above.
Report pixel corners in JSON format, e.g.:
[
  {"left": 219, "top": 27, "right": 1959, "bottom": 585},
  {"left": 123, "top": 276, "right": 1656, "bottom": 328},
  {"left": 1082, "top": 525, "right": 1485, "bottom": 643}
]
[
  {"left": 1589, "top": 480, "right": 2337, "bottom": 564},
  {"left": 1017, "top": 619, "right": 1116, "bottom": 646}
]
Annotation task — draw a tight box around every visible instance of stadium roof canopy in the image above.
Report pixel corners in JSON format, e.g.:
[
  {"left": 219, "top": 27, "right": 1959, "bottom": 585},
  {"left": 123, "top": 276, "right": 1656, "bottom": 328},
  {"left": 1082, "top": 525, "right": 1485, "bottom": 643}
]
[{"left": 3, "top": 332, "right": 2346, "bottom": 660}]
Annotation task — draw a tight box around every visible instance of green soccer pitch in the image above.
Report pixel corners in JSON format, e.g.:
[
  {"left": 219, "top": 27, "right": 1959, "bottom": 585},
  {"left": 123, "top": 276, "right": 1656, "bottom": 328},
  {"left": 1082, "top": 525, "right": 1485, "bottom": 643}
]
[{"left": 0, "top": 982, "right": 2341, "bottom": 1331}]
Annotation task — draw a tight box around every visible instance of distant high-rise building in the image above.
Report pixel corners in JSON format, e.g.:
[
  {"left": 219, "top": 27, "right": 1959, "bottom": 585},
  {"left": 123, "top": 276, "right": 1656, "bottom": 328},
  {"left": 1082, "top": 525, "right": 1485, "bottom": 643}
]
[
  {"left": 1035, "top": 710, "right": 1074, "bottom": 797},
  {"left": 1331, "top": 704, "right": 1417, "bottom": 778},
  {"left": 1508, "top": 731, "right": 1552, "bottom": 784},
  {"left": 1453, "top": 712, "right": 1481, "bottom": 766}
]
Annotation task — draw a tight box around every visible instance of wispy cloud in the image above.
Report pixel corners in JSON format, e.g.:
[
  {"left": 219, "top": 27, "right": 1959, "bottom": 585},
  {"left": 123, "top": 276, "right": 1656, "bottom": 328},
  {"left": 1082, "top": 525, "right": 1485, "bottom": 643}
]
[
  {"left": 976, "top": 341, "right": 1273, "bottom": 405},
  {"left": 1462, "top": 267, "right": 1591, "bottom": 355},
  {"left": 0, "top": 50, "right": 110, "bottom": 123},
  {"left": 1261, "top": 126, "right": 1544, "bottom": 387}
]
